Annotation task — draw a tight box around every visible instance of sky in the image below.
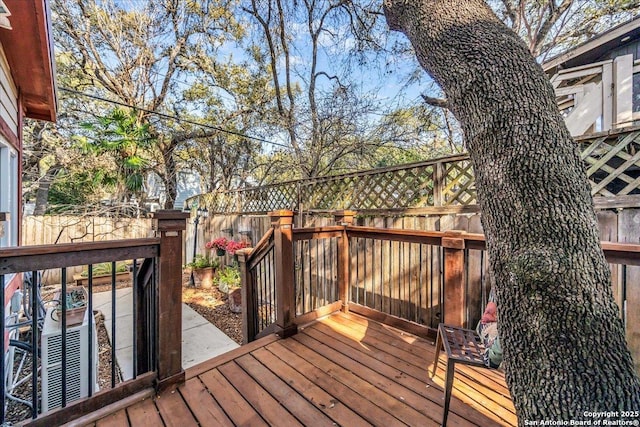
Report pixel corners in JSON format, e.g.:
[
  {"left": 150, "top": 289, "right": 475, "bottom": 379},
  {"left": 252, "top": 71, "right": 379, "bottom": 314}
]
[{"left": 56, "top": 0, "right": 442, "bottom": 156}]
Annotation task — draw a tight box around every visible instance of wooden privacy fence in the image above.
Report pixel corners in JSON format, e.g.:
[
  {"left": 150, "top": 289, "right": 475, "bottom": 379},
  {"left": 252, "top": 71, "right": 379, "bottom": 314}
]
[
  {"left": 22, "top": 216, "right": 153, "bottom": 285},
  {"left": 238, "top": 210, "right": 640, "bottom": 373},
  {"left": 189, "top": 127, "right": 640, "bottom": 216},
  {"left": 22, "top": 216, "right": 153, "bottom": 246}
]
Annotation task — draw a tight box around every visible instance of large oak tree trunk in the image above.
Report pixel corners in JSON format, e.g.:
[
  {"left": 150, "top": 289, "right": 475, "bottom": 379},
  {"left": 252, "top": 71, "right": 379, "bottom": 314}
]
[{"left": 383, "top": 0, "right": 640, "bottom": 422}]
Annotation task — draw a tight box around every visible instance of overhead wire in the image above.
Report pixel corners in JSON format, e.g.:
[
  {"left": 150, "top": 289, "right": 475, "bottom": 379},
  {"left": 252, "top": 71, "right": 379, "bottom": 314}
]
[
  {"left": 58, "top": 86, "right": 290, "bottom": 149},
  {"left": 94, "top": 61, "right": 414, "bottom": 119}
]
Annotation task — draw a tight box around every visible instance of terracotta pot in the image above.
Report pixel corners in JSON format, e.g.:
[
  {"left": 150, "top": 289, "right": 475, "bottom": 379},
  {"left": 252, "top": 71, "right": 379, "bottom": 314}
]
[
  {"left": 192, "top": 267, "right": 215, "bottom": 288},
  {"left": 228, "top": 287, "right": 242, "bottom": 313}
]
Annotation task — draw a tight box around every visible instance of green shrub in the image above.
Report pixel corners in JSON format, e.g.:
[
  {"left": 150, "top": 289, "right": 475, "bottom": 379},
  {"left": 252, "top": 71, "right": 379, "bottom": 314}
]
[
  {"left": 80, "top": 262, "right": 128, "bottom": 277},
  {"left": 185, "top": 255, "right": 220, "bottom": 269},
  {"left": 217, "top": 265, "right": 240, "bottom": 293}
]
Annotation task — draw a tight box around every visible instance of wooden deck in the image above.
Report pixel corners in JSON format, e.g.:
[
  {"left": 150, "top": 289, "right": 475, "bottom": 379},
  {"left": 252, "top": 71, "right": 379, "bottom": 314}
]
[{"left": 87, "top": 312, "right": 516, "bottom": 426}]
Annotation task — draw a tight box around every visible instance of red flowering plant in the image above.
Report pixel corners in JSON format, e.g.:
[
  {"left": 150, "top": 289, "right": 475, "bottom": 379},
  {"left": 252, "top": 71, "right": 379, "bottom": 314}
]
[
  {"left": 205, "top": 237, "right": 229, "bottom": 251},
  {"left": 225, "top": 239, "right": 249, "bottom": 255}
]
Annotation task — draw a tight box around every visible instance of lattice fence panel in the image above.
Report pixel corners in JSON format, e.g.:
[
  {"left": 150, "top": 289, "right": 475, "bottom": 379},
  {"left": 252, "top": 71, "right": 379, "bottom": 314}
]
[
  {"left": 442, "top": 159, "right": 476, "bottom": 205},
  {"left": 190, "top": 131, "right": 640, "bottom": 215},
  {"left": 300, "top": 177, "right": 355, "bottom": 210},
  {"left": 240, "top": 184, "right": 299, "bottom": 212},
  {"left": 193, "top": 159, "right": 457, "bottom": 213},
  {"left": 579, "top": 130, "right": 640, "bottom": 197},
  {"left": 201, "top": 192, "right": 236, "bottom": 213},
  {"left": 291, "top": 164, "right": 437, "bottom": 211}
]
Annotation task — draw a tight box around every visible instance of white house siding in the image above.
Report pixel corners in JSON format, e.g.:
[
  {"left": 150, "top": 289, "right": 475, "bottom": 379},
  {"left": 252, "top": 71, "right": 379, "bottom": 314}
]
[
  {"left": 0, "top": 43, "right": 20, "bottom": 321},
  {"left": 0, "top": 40, "right": 19, "bottom": 249},
  {"left": 0, "top": 44, "right": 18, "bottom": 136},
  {"left": 551, "top": 55, "right": 636, "bottom": 135}
]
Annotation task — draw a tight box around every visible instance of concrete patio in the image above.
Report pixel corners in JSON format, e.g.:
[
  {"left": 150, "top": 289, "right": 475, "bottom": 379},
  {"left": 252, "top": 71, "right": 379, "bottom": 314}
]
[{"left": 93, "top": 288, "right": 239, "bottom": 381}]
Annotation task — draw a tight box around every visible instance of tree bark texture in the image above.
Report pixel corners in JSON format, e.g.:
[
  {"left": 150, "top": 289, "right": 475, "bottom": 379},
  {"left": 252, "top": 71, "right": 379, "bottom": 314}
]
[
  {"left": 383, "top": 0, "right": 640, "bottom": 422},
  {"left": 160, "top": 144, "right": 178, "bottom": 210}
]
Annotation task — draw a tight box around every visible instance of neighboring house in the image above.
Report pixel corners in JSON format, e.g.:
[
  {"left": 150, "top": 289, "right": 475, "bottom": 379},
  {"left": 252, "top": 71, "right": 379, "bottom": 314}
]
[
  {"left": 146, "top": 170, "right": 202, "bottom": 211},
  {"left": 174, "top": 170, "right": 202, "bottom": 210},
  {"left": 544, "top": 16, "right": 640, "bottom": 136},
  {"left": 0, "top": 0, "right": 57, "bottom": 307}
]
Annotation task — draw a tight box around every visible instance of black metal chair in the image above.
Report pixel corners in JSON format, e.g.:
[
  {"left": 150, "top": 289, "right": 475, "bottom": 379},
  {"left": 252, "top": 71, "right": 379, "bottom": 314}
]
[{"left": 432, "top": 323, "right": 488, "bottom": 426}]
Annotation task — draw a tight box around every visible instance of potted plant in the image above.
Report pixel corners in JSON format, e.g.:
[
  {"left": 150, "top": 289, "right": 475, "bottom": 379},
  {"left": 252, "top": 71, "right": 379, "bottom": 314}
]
[
  {"left": 216, "top": 265, "right": 242, "bottom": 312},
  {"left": 54, "top": 286, "right": 88, "bottom": 326},
  {"left": 185, "top": 255, "right": 220, "bottom": 288},
  {"left": 206, "top": 237, "right": 229, "bottom": 256}
]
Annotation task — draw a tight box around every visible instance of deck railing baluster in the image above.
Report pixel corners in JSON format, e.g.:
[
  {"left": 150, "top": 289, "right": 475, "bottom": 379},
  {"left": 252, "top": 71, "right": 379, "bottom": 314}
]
[
  {"left": 152, "top": 255, "right": 158, "bottom": 373},
  {"left": 110, "top": 262, "right": 116, "bottom": 388},
  {"left": 61, "top": 268, "right": 67, "bottom": 408},
  {"left": 132, "top": 259, "right": 137, "bottom": 379},
  {"left": 30, "top": 270, "right": 39, "bottom": 419},
  {"left": 87, "top": 265, "right": 93, "bottom": 398}
]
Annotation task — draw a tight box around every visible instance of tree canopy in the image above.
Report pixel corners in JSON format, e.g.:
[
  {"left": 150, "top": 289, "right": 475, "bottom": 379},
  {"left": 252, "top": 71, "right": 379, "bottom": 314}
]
[{"left": 22, "top": 0, "right": 640, "bottom": 214}]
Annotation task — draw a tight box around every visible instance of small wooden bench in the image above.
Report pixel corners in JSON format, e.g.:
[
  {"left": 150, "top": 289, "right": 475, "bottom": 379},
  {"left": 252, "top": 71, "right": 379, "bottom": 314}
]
[{"left": 432, "top": 323, "right": 488, "bottom": 426}]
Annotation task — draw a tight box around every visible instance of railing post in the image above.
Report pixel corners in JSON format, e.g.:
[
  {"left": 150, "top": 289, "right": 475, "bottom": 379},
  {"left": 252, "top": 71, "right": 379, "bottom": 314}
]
[
  {"left": 270, "top": 209, "right": 297, "bottom": 338},
  {"left": 237, "top": 247, "right": 256, "bottom": 344},
  {"left": 334, "top": 210, "right": 356, "bottom": 313},
  {"left": 442, "top": 230, "right": 466, "bottom": 328},
  {"left": 152, "top": 210, "right": 189, "bottom": 392}
]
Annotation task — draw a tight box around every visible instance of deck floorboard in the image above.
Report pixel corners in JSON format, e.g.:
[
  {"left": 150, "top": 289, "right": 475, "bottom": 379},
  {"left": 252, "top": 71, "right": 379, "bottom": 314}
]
[
  {"left": 91, "top": 312, "right": 517, "bottom": 426},
  {"left": 155, "top": 387, "right": 198, "bottom": 427},
  {"left": 234, "top": 353, "right": 337, "bottom": 426},
  {"left": 251, "top": 347, "right": 369, "bottom": 426},
  {"left": 125, "top": 395, "right": 163, "bottom": 426},
  {"left": 178, "top": 377, "right": 234, "bottom": 427}
]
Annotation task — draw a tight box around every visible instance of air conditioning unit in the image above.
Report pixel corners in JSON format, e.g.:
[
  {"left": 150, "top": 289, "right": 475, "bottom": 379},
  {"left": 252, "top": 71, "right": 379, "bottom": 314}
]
[{"left": 41, "top": 306, "right": 98, "bottom": 413}]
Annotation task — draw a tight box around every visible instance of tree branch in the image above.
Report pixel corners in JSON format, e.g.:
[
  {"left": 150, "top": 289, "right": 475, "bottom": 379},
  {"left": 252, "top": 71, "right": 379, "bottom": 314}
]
[{"left": 421, "top": 94, "right": 450, "bottom": 110}]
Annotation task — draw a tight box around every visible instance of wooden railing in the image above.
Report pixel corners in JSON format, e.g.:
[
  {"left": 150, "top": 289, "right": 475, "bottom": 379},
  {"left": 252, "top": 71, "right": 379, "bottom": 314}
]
[
  {"left": 346, "top": 227, "right": 489, "bottom": 330},
  {"left": 239, "top": 210, "right": 640, "bottom": 372},
  {"left": 237, "top": 228, "right": 276, "bottom": 342},
  {"left": 548, "top": 55, "right": 639, "bottom": 136},
  {"left": 293, "top": 226, "right": 342, "bottom": 318},
  {"left": 0, "top": 210, "right": 189, "bottom": 426}
]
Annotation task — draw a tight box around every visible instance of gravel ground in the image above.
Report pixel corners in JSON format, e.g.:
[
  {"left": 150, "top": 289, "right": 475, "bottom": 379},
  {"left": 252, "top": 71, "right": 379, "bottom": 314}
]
[
  {"left": 5, "top": 339, "right": 35, "bottom": 424},
  {"left": 95, "top": 311, "right": 123, "bottom": 390}
]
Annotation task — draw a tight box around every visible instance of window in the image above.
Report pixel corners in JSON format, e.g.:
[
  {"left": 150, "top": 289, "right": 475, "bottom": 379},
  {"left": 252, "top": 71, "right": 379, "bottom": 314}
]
[{"left": 0, "top": 139, "right": 18, "bottom": 248}]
